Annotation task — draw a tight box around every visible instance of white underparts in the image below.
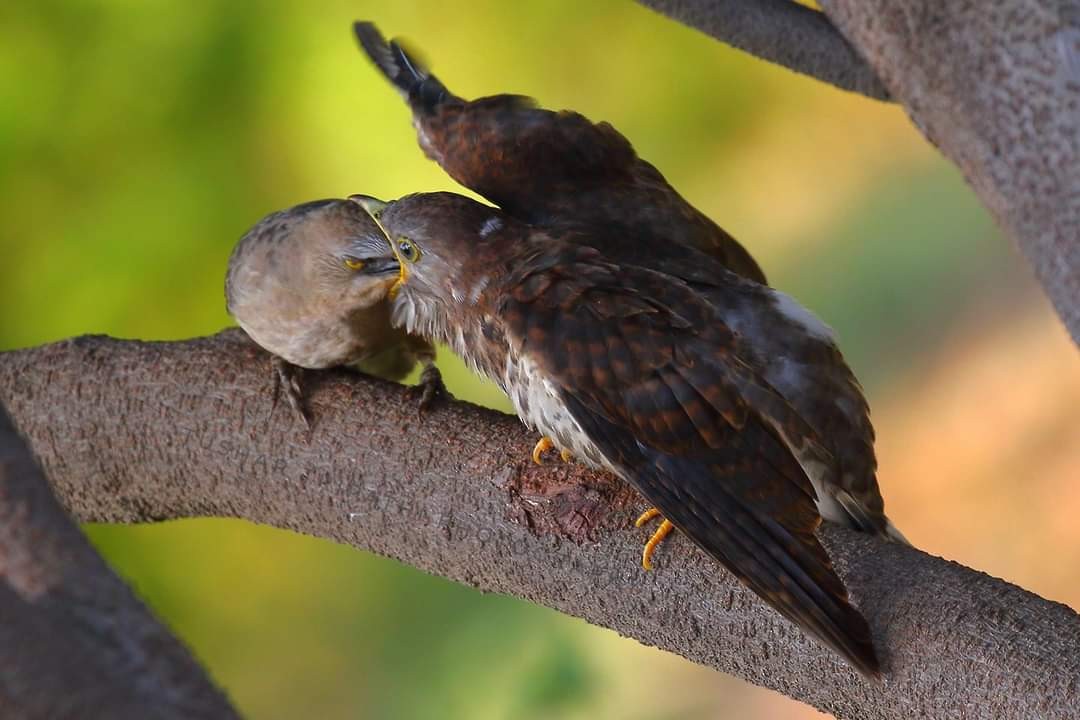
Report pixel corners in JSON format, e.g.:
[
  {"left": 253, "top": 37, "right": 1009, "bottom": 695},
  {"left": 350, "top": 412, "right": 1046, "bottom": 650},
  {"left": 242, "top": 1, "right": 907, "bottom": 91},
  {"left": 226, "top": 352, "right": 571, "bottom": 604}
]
[{"left": 502, "top": 352, "right": 609, "bottom": 469}]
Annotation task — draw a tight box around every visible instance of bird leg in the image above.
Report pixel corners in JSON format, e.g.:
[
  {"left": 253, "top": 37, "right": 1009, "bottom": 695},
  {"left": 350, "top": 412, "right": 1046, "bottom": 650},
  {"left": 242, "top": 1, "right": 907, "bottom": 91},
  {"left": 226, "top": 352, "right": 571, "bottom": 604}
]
[
  {"left": 270, "top": 357, "right": 311, "bottom": 429},
  {"left": 408, "top": 361, "right": 451, "bottom": 414},
  {"left": 531, "top": 437, "right": 575, "bottom": 465},
  {"left": 634, "top": 507, "right": 676, "bottom": 571}
]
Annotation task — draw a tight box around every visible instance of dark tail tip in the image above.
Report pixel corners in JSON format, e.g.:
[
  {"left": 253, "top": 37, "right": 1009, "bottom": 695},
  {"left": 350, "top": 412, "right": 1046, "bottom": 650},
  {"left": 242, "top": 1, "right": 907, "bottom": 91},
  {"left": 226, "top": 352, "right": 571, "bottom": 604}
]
[{"left": 353, "top": 21, "right": 449, "bottom": 113}]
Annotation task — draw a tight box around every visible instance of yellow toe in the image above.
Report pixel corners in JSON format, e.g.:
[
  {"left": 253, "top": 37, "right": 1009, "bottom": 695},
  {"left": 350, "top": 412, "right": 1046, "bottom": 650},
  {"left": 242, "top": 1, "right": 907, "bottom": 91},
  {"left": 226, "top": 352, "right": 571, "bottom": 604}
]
[
  {"left": 641, "top": 520, "right": 675, "bottom": 571},
  {"left": 635, "top": 507, "right": 676, "bottom": 570},
  {"left": 634, "top": 507, "right": 662, "bottom": 527},
  {"left": 532, "top": 436, "right": 555, "bottom": 465}
]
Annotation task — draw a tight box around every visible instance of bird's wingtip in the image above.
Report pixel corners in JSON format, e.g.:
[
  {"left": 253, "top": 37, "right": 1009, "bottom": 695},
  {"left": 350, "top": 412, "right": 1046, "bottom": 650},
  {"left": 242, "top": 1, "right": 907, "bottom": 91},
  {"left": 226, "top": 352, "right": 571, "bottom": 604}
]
[
  {"left": 353, "top": 20, "right": 398, "bottom": 79},
  {"left": 845, "top": 631, "right": 883, "bottom": 680},
  {"left": 352, "top": 20, "right": 386, "bottom": 52}
]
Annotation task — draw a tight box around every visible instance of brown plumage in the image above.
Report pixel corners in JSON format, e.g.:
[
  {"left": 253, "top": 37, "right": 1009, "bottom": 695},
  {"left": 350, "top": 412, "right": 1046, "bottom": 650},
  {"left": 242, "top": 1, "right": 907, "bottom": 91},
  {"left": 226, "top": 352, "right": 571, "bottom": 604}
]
[
  {"left": 353, "top": 22, "right": 896, "bottom": 533},
  {"left": 353, "top": 21, "right": 766, "bottom": 282},
  {"left": 365, "top": 191, "right": 891, "bottom": 676}
]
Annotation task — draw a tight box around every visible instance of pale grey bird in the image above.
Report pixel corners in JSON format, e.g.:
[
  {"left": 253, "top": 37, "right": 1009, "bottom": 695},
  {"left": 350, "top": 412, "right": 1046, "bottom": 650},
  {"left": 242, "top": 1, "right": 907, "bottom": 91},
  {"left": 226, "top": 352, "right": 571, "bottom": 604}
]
[{"left": 225, "top": 197, "right": 444, "bottom": 425}]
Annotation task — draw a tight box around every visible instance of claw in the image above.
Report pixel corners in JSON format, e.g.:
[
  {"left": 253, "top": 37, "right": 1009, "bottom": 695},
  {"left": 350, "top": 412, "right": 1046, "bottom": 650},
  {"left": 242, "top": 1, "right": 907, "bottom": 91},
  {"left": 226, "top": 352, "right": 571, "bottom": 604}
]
[
  {"left": 531, "top": 437, "right": 573, "bottom": 465},
  {"left": 635, "top": 507, "right": 676, "bottom": 571},
  {"left": 532, "top": 436, "right": 555, "bottom": 465},
  {"left": 634, "top": 507, "right": 662, "bottom": 527},
  {"left": 410, "top": 362, "right": 451, "bottom": 415},
  {"left": 271, "top": 357, "right": 311, "bottom": 429}
]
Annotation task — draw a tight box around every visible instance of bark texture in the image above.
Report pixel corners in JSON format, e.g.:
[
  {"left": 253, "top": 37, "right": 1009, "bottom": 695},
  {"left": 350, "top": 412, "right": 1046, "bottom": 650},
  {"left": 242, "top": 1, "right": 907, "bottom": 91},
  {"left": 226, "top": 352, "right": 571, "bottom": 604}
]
[
  {"left": 818, "top": 0, "right": 1080, "bottom": 343},
  {"left": 1, "top": 331, "right": 1077, "bottom": 720},
  {"left": 0, "top": 395, "right": 238, "bottom": 718},
  {"left": 636, "top": 0, "right": 891, "bottom": 99},
  {"left": 636, "top": 0, "right": 1080, "bottom": 343}
]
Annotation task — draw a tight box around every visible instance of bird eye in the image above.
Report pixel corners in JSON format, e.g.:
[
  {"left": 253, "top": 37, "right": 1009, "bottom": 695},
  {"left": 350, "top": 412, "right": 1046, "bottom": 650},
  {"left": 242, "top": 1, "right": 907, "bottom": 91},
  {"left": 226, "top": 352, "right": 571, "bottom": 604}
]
[
  {"left": 343, "top": 257, "right": 365, "bottom": 270},
  {"left": 397, "top": 237, "right": 421, "bottom": 262}
]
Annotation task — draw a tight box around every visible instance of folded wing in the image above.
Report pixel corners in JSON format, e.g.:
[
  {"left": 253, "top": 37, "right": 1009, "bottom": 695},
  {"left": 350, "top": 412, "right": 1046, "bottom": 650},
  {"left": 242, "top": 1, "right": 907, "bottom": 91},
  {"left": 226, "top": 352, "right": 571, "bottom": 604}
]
[{"left": 502, "top": 247, "right": 878, "bottom": 676}]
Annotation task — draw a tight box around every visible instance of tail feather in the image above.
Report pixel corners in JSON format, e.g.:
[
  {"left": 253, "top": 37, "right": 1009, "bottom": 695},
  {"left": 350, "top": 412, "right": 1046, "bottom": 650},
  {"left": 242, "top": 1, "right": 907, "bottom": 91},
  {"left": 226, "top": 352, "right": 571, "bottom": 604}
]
[
  {"left": 884, "top": 517, "right": 910, "bottom": 545},
  {"left": 353, "top": 21, "right": 451, "bottom": 114},
  {"left": 651, "top": 453, "right": 882, "bottom": 677},
  {"left": 562, "top": 392, "right": 881, "bottom": 678},
  {"left": 832, "top": 489, "right": 910, "bottom": 546}
]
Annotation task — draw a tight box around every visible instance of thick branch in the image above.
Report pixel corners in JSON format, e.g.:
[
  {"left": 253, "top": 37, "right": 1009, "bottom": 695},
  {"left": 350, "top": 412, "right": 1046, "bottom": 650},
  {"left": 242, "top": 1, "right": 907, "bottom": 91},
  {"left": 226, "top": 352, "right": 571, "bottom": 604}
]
[
  {"left": 0, "top": 331, "right": 1077, "bottom": 718},
  {"left": 635, "top": 0, "right": 891, "bottom": 100},
  {"left": 815, "top": 0, "right": 1080, "bottom": 343},
  {"left": 638, "top": 0, "right": 1080, "bottom": 343},
  {"left": 0, "top": 391, "right": 237, "bottom": 716}
]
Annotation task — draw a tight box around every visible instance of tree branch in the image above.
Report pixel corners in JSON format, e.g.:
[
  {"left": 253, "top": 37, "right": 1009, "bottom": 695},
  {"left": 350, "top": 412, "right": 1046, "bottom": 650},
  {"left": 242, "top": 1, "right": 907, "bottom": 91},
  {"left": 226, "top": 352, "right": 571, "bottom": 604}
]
[
  {"left": 634, "top": 0, "right": 1080, "bottom": 344},
  {"left": 816, "top": 0, "right": 1080, "bottom": 343},
  {"left": 0, "top": 387, "right": 237, "bottom": 717},
  {"left": 1, "top": 331, "right": 1077, "bottom": 719},
  {"left": 634, "top": 0, "right": 891, "bottom": 100}
]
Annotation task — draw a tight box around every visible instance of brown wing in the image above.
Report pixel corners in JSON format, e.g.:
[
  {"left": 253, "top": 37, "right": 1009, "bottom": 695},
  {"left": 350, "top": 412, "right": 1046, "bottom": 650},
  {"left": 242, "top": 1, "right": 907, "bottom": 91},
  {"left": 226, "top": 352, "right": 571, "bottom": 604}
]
[
  {"left": 620, "top": 244, "right": 888, "bottom": 536},
  {"left": 501, "top": 245, "right": 877, "bottom": 676},
  {"left": 353, "top": 22, "right": 767, "bottom": 284}
]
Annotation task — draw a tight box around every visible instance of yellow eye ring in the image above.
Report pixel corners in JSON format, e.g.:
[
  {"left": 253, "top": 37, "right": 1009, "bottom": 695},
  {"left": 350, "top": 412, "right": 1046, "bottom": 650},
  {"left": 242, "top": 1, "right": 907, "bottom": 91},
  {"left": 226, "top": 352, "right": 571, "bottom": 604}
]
[
  {"left": 343, "top": 257, "right": 365, "bottom": 270},
  {"left": 397, "top": 237, "right": 421, "bottom": 262}
]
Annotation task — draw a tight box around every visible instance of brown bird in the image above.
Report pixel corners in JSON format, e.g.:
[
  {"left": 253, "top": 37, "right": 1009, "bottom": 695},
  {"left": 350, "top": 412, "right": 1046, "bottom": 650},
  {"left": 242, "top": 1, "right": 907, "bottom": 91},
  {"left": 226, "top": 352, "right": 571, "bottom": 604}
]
[
  {"left": 353, "top": 21, "right": 766, "bottom": 282},
  {"left": 354, "top": 22, "right": 903, "bottom": 568},
  {"left": 225, "top": 198, "right": 444, "bottom": 425},
  {"left": 356, "top": 190, "right": 889, "bottom": 676}
]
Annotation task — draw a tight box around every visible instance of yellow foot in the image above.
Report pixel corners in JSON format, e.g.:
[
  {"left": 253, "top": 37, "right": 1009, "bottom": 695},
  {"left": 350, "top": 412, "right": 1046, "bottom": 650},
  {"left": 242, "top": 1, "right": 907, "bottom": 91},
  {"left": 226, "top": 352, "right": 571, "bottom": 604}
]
[
  {"left": 532, "top": 437, "right": 555, "bottom": 465},
  {"left": 635, "top": 507, "right": 676, "bottom": 571},
  {"left": 532, "top": 437, "right": 574, "bottom": 465}
]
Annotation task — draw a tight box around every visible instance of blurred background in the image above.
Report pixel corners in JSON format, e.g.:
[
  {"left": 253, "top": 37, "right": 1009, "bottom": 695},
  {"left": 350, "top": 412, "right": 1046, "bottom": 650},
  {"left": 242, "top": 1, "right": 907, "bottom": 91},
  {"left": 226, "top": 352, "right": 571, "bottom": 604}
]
[{"left": 1, "top": 1, "right": 1077, "bottom": 717}]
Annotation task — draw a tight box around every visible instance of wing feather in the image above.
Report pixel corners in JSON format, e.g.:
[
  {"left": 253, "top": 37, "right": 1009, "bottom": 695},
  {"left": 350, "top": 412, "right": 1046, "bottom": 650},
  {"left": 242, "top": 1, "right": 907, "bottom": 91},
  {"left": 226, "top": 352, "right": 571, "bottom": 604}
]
[
  {"left": 354, "top": 20, "right": 767, "bottom": 283},
  {"left": 503, "top": 248, "right": 878, "bottom": 676}
]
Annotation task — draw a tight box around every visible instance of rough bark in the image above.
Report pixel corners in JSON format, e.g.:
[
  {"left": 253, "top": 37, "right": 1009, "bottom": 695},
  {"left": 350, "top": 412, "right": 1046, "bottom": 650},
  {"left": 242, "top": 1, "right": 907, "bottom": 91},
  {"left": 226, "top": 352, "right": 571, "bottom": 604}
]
[
  {"left": 817, "top": 0, "right": 1080, "bottom": 343},
  {"left": 0, "top": 390, "right": 238, "bottom": 718},
  {"left": 1, "top": 331, "right": 1077, "bottom": 720},
  {"left": 636, "top": 0, "right": 1080, "bottom": 344},
  {"left": 635, "top": 0, "right": 890, "bottom": 100}
]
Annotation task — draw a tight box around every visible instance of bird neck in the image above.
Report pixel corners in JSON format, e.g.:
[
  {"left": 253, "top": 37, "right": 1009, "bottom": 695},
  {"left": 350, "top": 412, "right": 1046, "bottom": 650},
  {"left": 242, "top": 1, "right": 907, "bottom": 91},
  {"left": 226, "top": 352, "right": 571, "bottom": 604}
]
[{"left": 392, "top": 286, "right": 508, "bottom": 386}]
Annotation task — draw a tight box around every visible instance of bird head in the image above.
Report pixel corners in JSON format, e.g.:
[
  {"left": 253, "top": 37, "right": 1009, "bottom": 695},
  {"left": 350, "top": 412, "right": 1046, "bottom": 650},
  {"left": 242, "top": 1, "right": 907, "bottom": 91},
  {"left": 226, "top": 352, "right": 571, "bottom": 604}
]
[
  {"left": 300, "top": 198, "right": 402, "bottom": 306},
  {"left": 226, "top": 198, "right": 401, "bottom": 321},
  {"left": 350, "top": 192, "right": 512, "bottom": 323}
]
